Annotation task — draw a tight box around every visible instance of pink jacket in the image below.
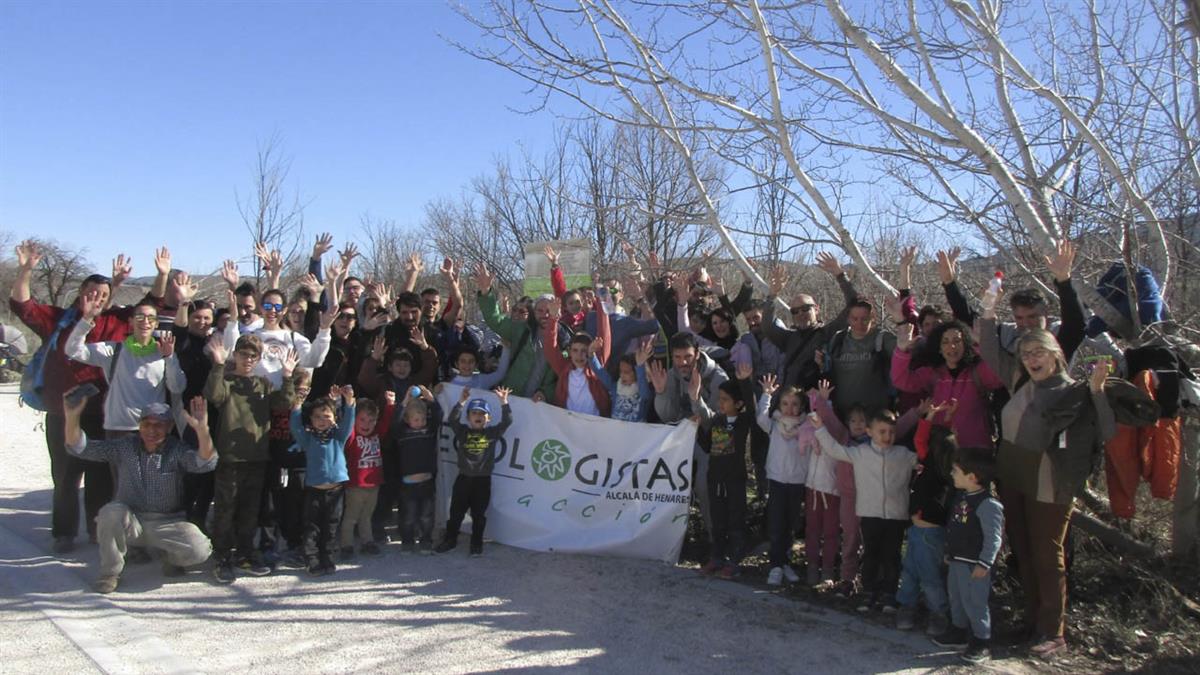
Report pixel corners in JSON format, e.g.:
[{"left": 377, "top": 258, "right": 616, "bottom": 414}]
[{"left": 890, "top": 348, "right": 1003, "bottom": 448}]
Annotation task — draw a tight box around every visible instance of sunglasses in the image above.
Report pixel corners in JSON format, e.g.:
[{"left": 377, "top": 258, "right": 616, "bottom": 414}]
[
  {"left": 261, "top": 302, "right": 284, "bottom": 312},
  {"left": 338, "top": 312, "right": 358, "bottom": 320},
  {"left": 790, "top": 304, "right": 816, "bottom": 315}
]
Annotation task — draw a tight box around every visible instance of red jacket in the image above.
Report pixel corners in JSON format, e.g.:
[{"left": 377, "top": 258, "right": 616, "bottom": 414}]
[
  {"left": 10, "top": 296, "right": 135, "bottom": 416},
  {"left": 545, "top": 296, "right": 611, "bottom": 417},
  {"left": 345, "top": 402, "right": 394, "bottom": 488},
  {"left": 550, "top": 265, "right": 586, "bottom": 330}
]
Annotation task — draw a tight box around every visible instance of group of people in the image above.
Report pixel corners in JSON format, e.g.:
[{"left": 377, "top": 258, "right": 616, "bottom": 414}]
[{"left": 10, "top": 234, "right": 1163, "bottom": 664}]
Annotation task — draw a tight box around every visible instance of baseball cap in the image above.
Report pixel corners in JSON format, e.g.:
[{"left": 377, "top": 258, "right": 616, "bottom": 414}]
[
  {"left": 140, "top": 402, "right": 172, "bottom": 423},
  {"left": 466, "top": 398, "right": 491, "bottom": 415}
]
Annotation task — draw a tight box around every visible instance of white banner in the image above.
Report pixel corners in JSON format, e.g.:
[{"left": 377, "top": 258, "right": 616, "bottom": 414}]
[{"left": 435, "top": 384, "right": 696, "bottom": 563}]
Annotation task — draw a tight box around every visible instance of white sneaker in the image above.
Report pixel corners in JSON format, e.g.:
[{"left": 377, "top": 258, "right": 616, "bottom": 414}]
[
  {"left": 781, "top": 565, "right": 800, "bottom": 583},
  {"left": 767, "top": 566, "right": 784, "bottom": 586}
]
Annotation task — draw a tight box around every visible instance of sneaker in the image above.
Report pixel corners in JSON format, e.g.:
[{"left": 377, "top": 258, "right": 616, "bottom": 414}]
[
  {"left": 1030, "top": 636, "right": 1067, "bottom": 659},
  {"left": 321, "top": 558, "right": 337, "bottom": 575},
  {"left": 805, "top": 565, "right": 821, "bottom": 586},
  {"left": 895, "top": 605, "right": 916, "bottom": 631},
  {"left": 340, "top": 546, "right": 356, "bottom": 561},
  {"left": 213, "top": 558, "right": 236, "bottom": 585},
  {"left": 125, "top": 547, "right": 152, "bottom": 565},
  {"left": 419, "top": 540, "right": 433, "bottom": 556},
  {"left": 262, "top": 548, "right": 282, "bottom": 567},
  {"left": 53, "top": 536, "right": 76, "bottom": 555},
  {"left": 307, "top": 560, "right": 324, "bottom": 577},
  {"left": 932, "top": 626, "right": 970, "bottom": 649},
  {"left": 879, "top": 594, "right": 898, "bottom": 614},
  {"left": 361, "top": 541, "right": 382, "bottom": 556},
  {"left": 401, "top": 541, "right": 418, "bottom": 555},
  {"left": 855, "top": 592, "right": 877, "bottom": 613},
  {"left": 820, "top": 568, "right": 835, "bottom": 584},
  {"left": 962, "top": 638, "right": 991, "bottom": 664},
  {"left": 93, "top": 575, "right": 119, "bottom": 594},
  {"left": 162, "top": 561, "right": 185, "bottom": 578},
  {"left": 434, "top": 538, "right": 457, "bottom": 554},
  {"left": 469, "top": 542, "right": 483, "bottom": 557},
  {"left": 237, "top": 553, "right": 272, "bottom": 576},
  {"left": 717, "top": 564, "right": 738, "bottom": 580},
  {"left": 781, "top": 565, "right": 800, "bottom": 583},
  {"left": 926, "top": 612, "right": 950, "bottom": 637},
  {"left": 700, "top": 559, "right": 722, "bottom": 576},
  {"left": 279, "top": 548, "right": 307, "bottom": 569},
  {"left": 767, "top": 567, "right": 784, "bottom": 586}
]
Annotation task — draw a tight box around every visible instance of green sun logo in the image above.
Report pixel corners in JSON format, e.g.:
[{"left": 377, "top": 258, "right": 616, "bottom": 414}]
[{"left": 530, "top": 439, "right": 572, "bottom": 481}]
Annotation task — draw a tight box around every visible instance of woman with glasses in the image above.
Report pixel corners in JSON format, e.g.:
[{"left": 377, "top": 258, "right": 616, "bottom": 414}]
[{"left": 220, "top": 288, "right": 338, "bottom": 390}]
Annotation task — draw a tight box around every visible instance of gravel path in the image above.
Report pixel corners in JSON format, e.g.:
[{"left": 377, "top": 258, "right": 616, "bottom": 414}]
[{"left": 0, "top": 384, "right": 1029, "bottom": 674}]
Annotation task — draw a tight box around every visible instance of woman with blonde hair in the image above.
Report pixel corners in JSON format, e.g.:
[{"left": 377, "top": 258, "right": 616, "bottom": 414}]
[{"left": 979, "top": 318, "right": 1154, "bottom": 659}]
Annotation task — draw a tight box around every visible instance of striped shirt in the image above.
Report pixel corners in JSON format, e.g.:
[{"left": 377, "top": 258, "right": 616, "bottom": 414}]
[{"left": 66, "top": 433, "right": 217, "bottom": 514}]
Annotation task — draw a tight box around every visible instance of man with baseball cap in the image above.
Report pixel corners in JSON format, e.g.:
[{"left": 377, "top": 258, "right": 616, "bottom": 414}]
[{"left": 63, "top": 390, "right": 218, "bottom": 594}]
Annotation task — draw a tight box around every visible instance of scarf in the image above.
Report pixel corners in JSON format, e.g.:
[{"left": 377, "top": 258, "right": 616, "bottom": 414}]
[
  {"left": 306, "top": 425, "right": 336, "bottom": 443},
  {"left": 777, "top": 414, "right": 803, "bottom": 440},
  {"left": 124, "top": 335, "right": 159, "bottom": 357},
  {"left": 616, "top": 380, "right": 639, "bottom": 399}
]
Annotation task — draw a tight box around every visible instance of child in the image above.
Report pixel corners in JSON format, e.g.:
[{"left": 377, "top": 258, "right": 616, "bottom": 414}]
[
  {"left": 339, "top": 392, "right": 394, "bottom": 559},
  {"left": 266, "top": 368, "right": 313, "bottom": 568},
  {"left": 593, "top": 341, "right": 654, "bottom": 423},
  {"left": 895, "top": 400, "right": 958, "bottom": 636},
  {"left": 204, "top": 333, "right": 297, "bottom": 583},
  {"left": 544, "top": 298, "right": 612, "bottom": 417},
  {"left": 690, "top": 361, "right": 757, "bottom": 580},
  {"left": 445, "top": 346, "right": 511, "bottom": 390},
  {"left": 291, "top": 384, "right": 356, "bottom": 576},
  {"left": 436, "top": 386, "right": 513, "bottom": 556},
  {"left": 813, "top": 408, "right": 918, "bottom": 612},
  {"left": 933, "top": 447, "right": 1004, "bottom": 664},
  {"left": 756, "top": 373, "right": 815, "bottom": 586},
  {"left": 391, "top": 385, "right": 444, "bottom": 554},
  {"left": 816, "top": 396, "right": 921, "bottom": 598}
]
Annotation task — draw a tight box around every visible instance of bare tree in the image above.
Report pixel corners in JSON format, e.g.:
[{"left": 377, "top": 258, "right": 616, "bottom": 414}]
[
  {"left": 237, "top": 133, "right": 307, "bottom": 287},
  {"left": 357, "top": 214, "right": 427, "bottom": 289},
  {"left": 30, "top": 239, "right": 92, "bottom": 307}
]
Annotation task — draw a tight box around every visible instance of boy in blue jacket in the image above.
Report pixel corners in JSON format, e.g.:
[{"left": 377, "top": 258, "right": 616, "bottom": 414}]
[{"left": 291, "top": 384, "right": 356, "bottom": 576}]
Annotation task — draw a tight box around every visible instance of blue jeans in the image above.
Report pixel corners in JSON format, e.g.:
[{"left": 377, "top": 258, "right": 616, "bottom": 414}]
[
  {"left": 896, "top": 524, "right": 948, "bottom": 613},
  {"left": 948, "top": 561, "right": 993, "bottom": 639}
]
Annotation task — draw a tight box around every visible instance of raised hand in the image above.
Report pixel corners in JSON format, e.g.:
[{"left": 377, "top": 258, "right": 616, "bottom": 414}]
[
  {"left": 760, "top": 373, "right": 778, "bottom": 398},
  {"left": 111, "top": 253, "right": 133, "bottom": 287},
  {"left": 370, "top": 334, "right": 386, "bottom": 361},
  {"left": 895, "top": 322, "right": 916, "bottom": 352},
  {"left": 182, "top": 396, "right": 208, "bottom": 430},
  {"left": 768, "top": 265, "right": 786, "bottom": 296},
  {"left": 735, "top": 360, "right": 754, "bottom": 381},
  {"left": 324, "top": 261, "right": 344, "bottom": 285},
  {"left": 154, "top": 247, "right": 172, "bottom": 276},
  {"left": 220, "top": 259, "right": 240, "bottom": 289},
  {"left": 338, "top": 242, "right": 360, "bottom": 269},
  {"left": 15, "top": 240, "right": 42, "bottom": 269},
  {"left": 495, "top": 386, "right": 511, "bottom": 405},
  {"left": 621, "top": 240, "right": 638, "bottom": 263},
  {"left": 342, "top": 384, "right": 355, "bottom": 407},
  {"left": 589, "top": 335, "right": 605, "bottom": 356},
  {"left": 1046, "top": 240, "right": 1075, "bottom": 282},
  {"left": 299, "top": 273, "right": 323, "bottom": 300},
  {"left": 543, "top": 244, "right": 559, "bottom": 267},
  {"left": 439, "top": 257, "right": 455, "bottom": 280},
  {"left": 711, "top": 274, "right": 726, "bottom": 298},
  {"left": 927, "top": 397, "right": 959, "bottom": 420},
  {"left": 1089, "top": 356, "right": 1111, "bottom": 392},
  {"left": 280, "top": 347, "right": 299, "bottom": 378},
  {"left": 899, "top": 246, "right": 917, "bottom": 272},
  {"left": 62, "top": 385, "right": 93, "bottom": 417},
  {"left": 936, "top": 247, "right": 960, "bottom": 285},
  {"left": 405, "top": 252, "right": 425, "bottom": 276},
  {"left": 312, "top": 232, "right": 334, "bottom": 260},
  {"left": 816, "top": 378, "right": 834, "bottom": 401},
  {"left": 157, "top": 332, "right": 176, "bottom": 358},
  {"left": 362, "top": 310, "right": 390, "bottom": 331},
  {"left": 328, "top": 384, "right": 343, "bottom": 401},
  {"left": 635, "top": 339, "right": 654, "bottom": 366},
  {"left": 319, "top": 303, "right": 339, "bottom": 330},
  {"left": 459, "top": 386, "right": 472, "bottom": 403},
  {"left": 170, "top": 271, "right": 198, "bottom": 305},
  {"left": 647, "top": 359, "right": 668, "bottom": 394},
  {"left": 206, "top": 333, "right": 227, "bottom": 364},
  {"left": 80, "top": 289, "right": 105, "bottom": 320},
  {"left": 472, "top": 261, "right": 494, "bottom": 294},
  {"left": 815, "top": 251, "right": 843, "bottom": 277},
  {"left": 384, "top": 390, "right": 397, "bottom": 406}
]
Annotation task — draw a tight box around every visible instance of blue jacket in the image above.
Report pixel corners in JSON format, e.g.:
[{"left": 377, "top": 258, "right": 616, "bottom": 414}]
[{"left": 291, "top": 402, "right": 355, "bottom": 485}]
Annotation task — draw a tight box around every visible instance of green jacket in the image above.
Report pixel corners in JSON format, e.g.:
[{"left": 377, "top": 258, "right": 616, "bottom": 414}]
[
  {"left": 204, "top": 366, "right": 295, "bottom": 462},
  {"left": 479, "top": 290, "right": 560, "bottom": 401}
]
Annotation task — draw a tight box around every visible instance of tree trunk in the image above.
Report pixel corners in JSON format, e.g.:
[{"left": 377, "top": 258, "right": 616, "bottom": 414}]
[
  {"left": 1172, "top": 421, "right": 1200, "bottom": 563},
  {"left": 1070, "top": 509, "right": 1159, "bottom": 559}
]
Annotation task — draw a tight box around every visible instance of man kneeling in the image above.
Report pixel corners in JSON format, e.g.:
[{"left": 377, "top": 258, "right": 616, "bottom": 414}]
[{"left": 63, "top": 389, "right": 217, "bottom": 593}]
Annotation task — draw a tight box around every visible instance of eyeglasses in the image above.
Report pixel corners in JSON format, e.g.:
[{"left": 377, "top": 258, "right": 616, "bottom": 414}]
[
  {"left": 235, "top": 351, "right": 260, "bottom": 362},
  {"left": 1019, "top": 348, "right": 1052, "bottom": 360},
  {"left": 338, "top": 312, "right": 357, "bottom": 321},
  {"left": 790, "top": 304, "right": 815, "bottom": 315},
  {"left": 262, "top": 302, "right": 284, "bottom": 312},
  {"left": 132, "top": 314, "right": 158, "bottom": 323}
]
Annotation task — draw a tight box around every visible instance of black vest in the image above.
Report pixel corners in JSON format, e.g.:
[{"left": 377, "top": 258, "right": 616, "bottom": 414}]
[{"left": 945, "top": 489, "right": 992, "bottom": 564}]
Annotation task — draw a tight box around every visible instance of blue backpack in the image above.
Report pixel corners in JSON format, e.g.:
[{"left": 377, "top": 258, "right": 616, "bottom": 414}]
[{"left": 19, "top": 307, "right": 79, "bottom": 410}]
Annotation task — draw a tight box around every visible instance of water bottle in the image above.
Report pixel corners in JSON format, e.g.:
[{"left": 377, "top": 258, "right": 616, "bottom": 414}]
[{"left": 981, "top": 271, "right": 1004, "bottom": 312}]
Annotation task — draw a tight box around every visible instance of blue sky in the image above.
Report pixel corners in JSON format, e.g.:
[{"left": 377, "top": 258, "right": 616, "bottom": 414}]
[{"left": 0, "top": 0, "right": 563, "bottom": 275}]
